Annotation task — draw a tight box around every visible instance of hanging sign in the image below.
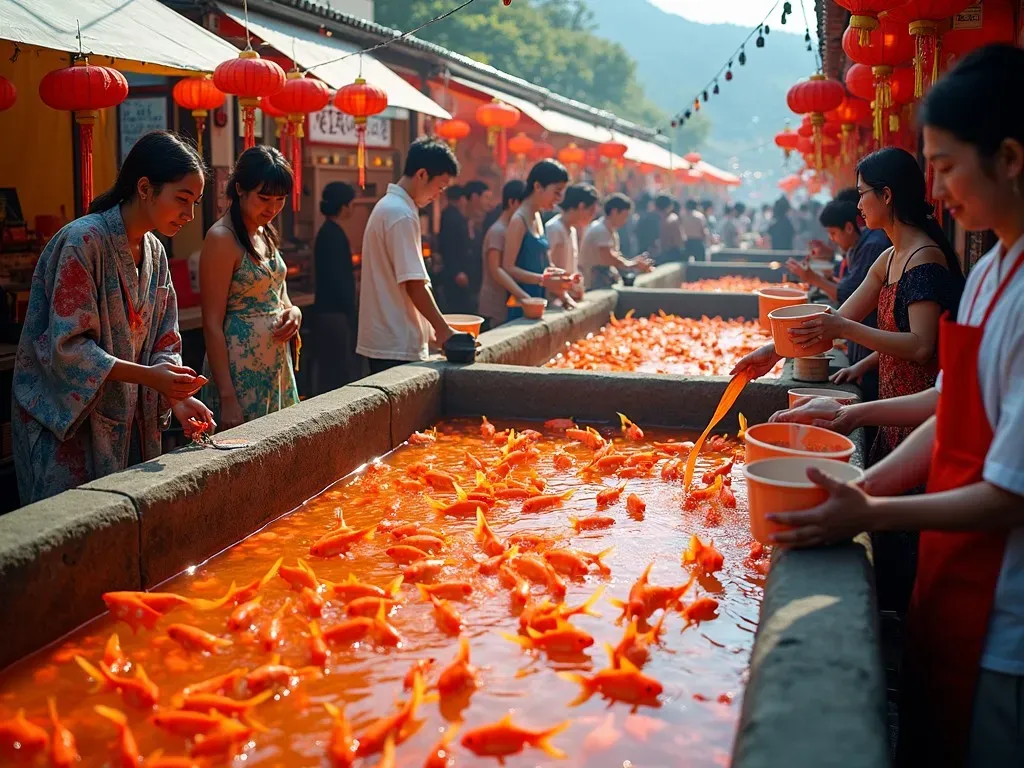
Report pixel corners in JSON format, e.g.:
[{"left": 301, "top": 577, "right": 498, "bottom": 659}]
[
  {"left": 951, "top": 2, "right": 982, "bottom": 29},
  {"left": 119, "top": 97, "right": 168, "bottom": 162},
  {"left": 308, "top": 104, "right": 392, "bottom": 147}
]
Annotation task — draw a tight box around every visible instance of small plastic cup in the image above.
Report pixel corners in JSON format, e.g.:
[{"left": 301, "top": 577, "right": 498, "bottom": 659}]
[
  {"left": 744, "top": 422, "right": 856, "bottom": 464},
  {"left": 768, "top": 304, "right": 833, "bottom": 358}
]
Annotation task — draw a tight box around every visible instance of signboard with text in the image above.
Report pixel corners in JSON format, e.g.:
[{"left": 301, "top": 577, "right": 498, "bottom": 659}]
[
  {"left": 119, "top": 98, "right": 167, "bottom": 162},
  {"left": 308, "top": 105, "right": 392, "bottom": 148}
]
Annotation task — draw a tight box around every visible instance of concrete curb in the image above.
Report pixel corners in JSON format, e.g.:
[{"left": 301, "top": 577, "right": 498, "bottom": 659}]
[
  {"left": 615, "top": 288, "right": 759, "bottom": 321},
  {"left": 630, "top": 262, "right": 686, "bottom": 289},
  {"left": 348, "top": 363, "right": 445, "bottom": 447},
  {"left": 711, "top": 248, "right": 805, "bottom": 264},
  {"left": 682, "top": 262, "right": 791, "bottom": 283}
]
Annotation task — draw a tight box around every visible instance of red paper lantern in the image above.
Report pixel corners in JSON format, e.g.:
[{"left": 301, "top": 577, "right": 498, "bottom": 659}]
[
  {"left": 787, "top": 75, "right": 845, "bottom": 170},
  {"left": 0, "top": 76, "right": 16, "bottom": 112},
  {"left": 257, "top": 96, "right": 290, "bottom": 158},
  {"left": 834, "top": 97, "right": 873, "bottom": 126},
  {"left": 638, "top": 162, "right": 659, "bottom": 175},
  {"left": 172, "top": 75, "right": 225, "bottom": 156},
  {"left": 557, "top": 143, "right": 586, "bottom": 169},
  {"left": 475, "top": 98, "right": 521, "bottom": 170},
  {"left": 507, "top": 132, "right": 535, "bottom": 157},
  {"left": 832, "top": 0, "right": 904, "bottom": 44},
  {"left": 39, "top": 58, "right": 129, "bottom": 208},
  {"left": 214, "top": 50, "right": 285, "bottom": 149},
  {"left": 778, "top": 173, "right": 803, "bottom": 193},
  {"left": 882, "top": 0, "right": 974, "bottom": 97},
  {"left": 842, "top": 16, "right": 915, "bottom": 68},
  {"left": 270, "top": 72, "right": 331, "bottom": 211},
  {"left": 684, "top": 152, "right": 702, "bottom": 164},
  {"left": 845, "top": 63, "right": 876, "bottom": 101},
  {"left": 335, "top": 77, "right": 388, "bottom": 188},
  {"left": 435, "top": 118, "right": 471, "bottom": 149},
  {"left": 530, "top": 140, "right": 555, "bottom": 161},
  {"left": 775, "top": 128, "right": 801, "bottom": 159},
  {"left": 598, "top": 140, "right": 628, "bottom": 161},
  {"left": 943, "top": 0, "right": 1015, "bottom": 65},
  {"left": 798, "top": 116, "right": 814, "bottom": 137}
]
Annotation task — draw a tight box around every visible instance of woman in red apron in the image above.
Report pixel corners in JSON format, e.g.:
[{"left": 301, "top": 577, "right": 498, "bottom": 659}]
[{"left": 766, "top": 44, "right": 1024, "bottom": 767}]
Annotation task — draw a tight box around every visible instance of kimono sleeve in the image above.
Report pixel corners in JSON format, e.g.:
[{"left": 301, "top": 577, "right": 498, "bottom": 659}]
[{"left": 149, "top": 252, "right": 184, "bottom": 421}]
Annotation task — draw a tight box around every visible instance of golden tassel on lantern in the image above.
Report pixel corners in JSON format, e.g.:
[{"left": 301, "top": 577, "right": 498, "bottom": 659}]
[
  {"left": 841, "top": 124, "right": 852, "bottom": 165},
  {"left": 811, "top": 113, "right": 825, "bottom": 171},
  {"left": 909, "top": 21, "right": 939, "bottom": 98},
  {"left": 872, "top": 66, "right": 893, "bottom": 144}
]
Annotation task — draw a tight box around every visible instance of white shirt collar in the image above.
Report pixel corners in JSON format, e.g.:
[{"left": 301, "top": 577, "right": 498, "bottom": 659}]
[{"left": 387, "top": 183, "right": 417, "bottom": 214}]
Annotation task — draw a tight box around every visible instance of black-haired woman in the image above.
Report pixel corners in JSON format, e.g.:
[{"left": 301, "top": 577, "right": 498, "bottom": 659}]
[
  {"left": 314, "top": 181, "right": 358, "bottom": 391},
  {"left": 200, "top": 146, "right": 299, "bottom": 430},
  {"left": 12, "top": 130, "right": 214, "bottom": 503},
  {"left": 757, "top": 45, "right": 1024, "bottom": 768}
]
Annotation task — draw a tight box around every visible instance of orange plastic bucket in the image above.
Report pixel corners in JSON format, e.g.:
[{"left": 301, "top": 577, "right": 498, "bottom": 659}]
[
  {"left": 787, "top": 388, "right": 861, "bottom": 409},
  {"left": 443, "top": 314, "right": 485, "bottom": 338},
  {"left": 743, "top": 457, "right": 865, "bottom": 544},
  {"left": 744, "top": 422, "right": 856, "bottom": 464},
  {"left": 756, "top": 287, "right": 809, "bottom": 330},
  {"left": 768, "top": 304, "right": 832, "bottom": 358}
]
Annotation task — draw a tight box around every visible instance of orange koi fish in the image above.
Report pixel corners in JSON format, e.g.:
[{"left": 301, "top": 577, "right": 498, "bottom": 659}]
[
  {"left": 188, "top": 717, "right": 253, "bottom": 758},
  {"left": 353, "top": 671, "right": 427, "bottom": 757},
  {"left": 402, "top": 558, "right": 447, "bottom": 584},
  {"left": 323, "top": 702, "right": 356, "bottom": 767},
  {"left": 167, "top": 624, "right": 233, "bottom": 653},
  {"left": 423, "top": 469, "right": 459, "bottom": 492},
  {"left": 502, "top": 620, "right": 595, "bottom": 655},
  {"left": 104, "top": 633, "right": 128, "bottom": 672},
  {"left": 511, "top": 553, "right": 566, "bottom": 597},
  {"left": 151, "top": 709, "right": 229, "bottom": 738},
  {"left": 544, "top": 418, "right": 576, "bottom": 431},
  {"left": 227, "top": 596, "right": 263, "bottom": 632},
  {"left": 460, "top": 713, "right": 569, "bottom": 763},
  {"left": 464, "top": 451, "right": 485, "bottom": 471},
  {"left": 617, "top": 412, "right": 644, "bottom": 441},
  {"left": 0, "top": 708, "right": 48, "bottom": 756},
  {"left": 278, "top": 559, "right": 322, "bottom": 592},
  {"left": 418, "top": 585, "right": 463, "bottom": 635},
  {"left": 94, "top": 705, "right": 140, "bottom": 768},
  {"left": 75, "top": 656, "right": 160, "bottom": 708},
  {"left": 243, "top": 654, "right": 320, "bottom": 694},
  {"left": 178, "top": 668, "right": 246, "bottom": 699},
  {"left": 423, "top": 724, "right": 460, "bottom": 768},
  {"left": 436, "top": 636, "right": 480, "bottom": 697},
  {"left": 507, "top": 532, "right": 557, "bottom": 550},
  {"left": 474, "top": 508, "right": 507, "bottom": 557},
  {"left": 258, "top": 598, "right": 292, "bottom": 652},
  {"left": 612, "top": 614, "right": 668, "bottom": 668},
  {"left": 479, "top": 544, "right": 520, "bottom": 576},
  {"left": 47, "top": 698, "right": 80, "bottom": 768},
  {"left": 497, "top": 564, "right": 531, "bottom": 608},
  {"left": 596, "top": 482, "right": 627, "bottom": 508},
  {"left": 309, "top": 524, "right": 377, "bottom": 558},
  {"left": 520, "top": 587, "right": 604, "bottom": 633},
  {"left": 371, "top": 602, "right": 404, "bottom": 647},
  {"left": 702, "top": 460, "right": 735, "bottom": 486},
  {"left": 683, "top": 535, "right": 725, "bottom": 575},
  {"left": 683, "top": 596, "right": 720, "bottom": 623},
  {"left": 403, "top": 658, "right": 436, "bottom": 691},
  {"left": 570, "top": 515, "right": 617, "bottom": 532},
  {"left": 300, "top": 586, "right": 325, "bottom": 617},
  {"left": 387, "top": 544, "right": 430, "bottom": 566},
  {"left": 307, "top": 621, "right": 329, "bottom": 663},
  {"left": 543, "top": 546, "right": 614, "bottom": 578},
  {"left": 402, "top": 534, "right": 446, "bottom": 554},
  {"left": 552, "top": 450, "right": 575, "bottom": 470},
  {"left": 626, "top": 493, "right": 647, "bottom": 517},
  {"left": 480, "top": 416, "right": 497, "bottom": 438},
  {"left": 345, "top": 597, "right": 398, "bottom": 619},
  {"left": 417, "top": 581, "right": 473, "bottom": 601},
  {"left": 408, "top": 429, "right": 438, "bottom": 445},
  {"left": 177, "top": 690, "right": 273, "bottom": 717},
  {"left": 560, "top": 645, "right": 664, "bottom": 712},
  {"left": 521, "top": 488, "right": 575, "bottom": 514},
  {"left": 565, "top": 426, "right": 606, "bottom": 450},
  {"left": 653, "top": 440, "right": 694, "bottom": 456},
  {"left": 208, "top": 557, "right": 284, "bottom": 608},
  {"left": 332, "top": 574, "right": 404, "bottom": 603}
]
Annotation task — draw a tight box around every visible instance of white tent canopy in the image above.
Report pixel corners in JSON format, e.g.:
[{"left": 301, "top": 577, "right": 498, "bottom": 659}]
[{"left": 222, "top": 7, "right": 451, "bottom": 120}]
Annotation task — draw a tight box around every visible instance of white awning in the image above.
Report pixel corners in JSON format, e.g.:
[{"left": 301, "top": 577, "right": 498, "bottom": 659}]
[
  {"left": 223, "top": 7, "right": 450, "bottom": 120},
  {"left": 0, "top": 0, "right": 240, "bottom": 74},
  {"left": 695, "top": 160, "right": 742, "bottom": 186},
  {"left": 619, "top": 135, "right": 689, "bottom": 171}
]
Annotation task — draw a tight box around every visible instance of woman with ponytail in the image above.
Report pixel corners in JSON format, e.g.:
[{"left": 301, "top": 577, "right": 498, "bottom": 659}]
[
  {"left": 199, "top": 146, "right": 299, "bottom": 430},
  {"left": 12, "top": 130, "right": 214, "bottom": 503}
]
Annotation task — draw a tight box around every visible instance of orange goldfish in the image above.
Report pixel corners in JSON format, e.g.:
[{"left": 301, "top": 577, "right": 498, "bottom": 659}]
[
  {"left": 661, "top": 459, "right": 683, "bottom": 481},
  {"left": 494, "top": 447, "right": 539, "bottom": 474},
  {"left": 511, "top": 553, "right": 566, "bottom": 596},
  {"left": 402, "top": 558, "right": 447, "bottom": 584},
  {"left": 309, "top": 524, "right": 377, "bottom": 558},
  {"left": 460, "top": 713, "right": 569, "bottom": 763},
  {"left": 502, "top": 620, "right": 595, "bottom": 655},
  {"left": 142, "top": 750, "right": 200, "bottom": 768},
  {"left": 465, "top": 451, "right": 485, "bottom": 471},
  {"left": 683, "top": 535, "right": 725, "bottom": 575},
  {"left": 354, "top": 671, "right": 427, "bottom": 757},
  {"left": 417, "top": 586, "right": 463, "bottom": 635},
  {"left": 319, "top": 617, "right": 373, "bottom": 646},
  {"left": 0, "top": 708, "right": 48, "bottom": 756},
  {"left": 332, "top": 574, "right": 404, "bottom": 603},
  {"left": 205, "top": 557, "right": 283, "bottom": 608},
  {"left": 403, "top": 658, "right": 436, "bottom": 691},
  {"left": 617, "top": 412, "right": 644, "bottom": 441},
  {"left": 596, "top": 482, "right": 627, "bottom": 508},
  {"left": 346, "top": 597, "right": 398, "bottom": 619},
  {"left": 188, "top": 717, "right": 253, "bottom": 758},
  {"left": 417, "top": 581, "right": 473, "bottom": 601},
  {"left": 520, "top": 587, "right": 604, "bottom": 633},
  {"left": 104, "top": 633, "right": 128, "bottom": 672},
  {"left": 543, "top": 546, "right": 614, "bottom": 578},
  {"left": 473, "top": 508, "right": 507, "bottom": 557},
  {"left": 178, "top": 668, "right": 246, "bottom": 698},
  {"left": 570, "top": 515, "right": 617, "bottom": 532},
  {"left": 177, "top": 690, "right": 273, "bottom": 718},
  {"left": 278, "top": 559, "right": 322, "bottom": 592},
  {"left": 258, "top": 598, "right": 292, "bottom": 652},
  {"left": 437, "top": 637, "right": 480, "bottom": 697},
  {"left": 480, "top": 416, "right": 496, "bottom": 438},
  {"left": 408, "top": 429, "right": 437, "bottom": 445},
  {"left": 684, "top": 475, "right": 725, "bottom": 509},
  {"left": 151, "top": 709, "right": 230, "bottom": 738},
  {"left": 101, "top": 594, "right": 164, "bottom": 633},
  {"left": 307, "top": 621, "right": 330, "bottom": 663},
  {"left": 507, "top": 532, "right": 557, "bottom": 550},
  {"left": 560, "top": 645, "right": 663, "bottom": 712},
  {"left": 427, "top": 487, "right": 483, "bottom": 519},
  {"left": 323, "top": 702, "right": 356, "bottom": 767},
  {"left": 683, "top": 596, "right": 720, "bottom": 623},
  {"left": 94, "top": 705, "right": 140, "bottom": 768},
  {"left": 544, "top": 418, "right": 576, "bottom": 431},
  {"left": 389, "top": 521, "right": 422, "bottom": 539},
  {"left": 702, "top": 460, "right": 734, "bottom": 486},
  {"left": 653, "top": 440, "right": 695, "bottom": 455},
  {"left": 721, "top": 484, "right": 738, "bottom": 508},
  {"left": 626, "top": 493, "right": 646, "bottom": 517},
  {"left": 227, "top": 596, "right": 263, "bottom": 632},
  {"left": 300, "top": 586, "right": 325, "bottom": 617},
  {"left": 521, "top": 488, "right": 575, "bottom": 514},
  {"left": 47, "top": 698, "right": 79, "bottom": 768},
  {"left": 401, "top": 534, "right": 446, "bottom": 553},
  {"left": 371, "top": 602, "right": 404, "bottom": 647},
  {"left": 566, "top": 426, "right": 606, "bottom": 450},
  {"left": 552, "top": 450, "right": 575, "bottom": 470},
  {"left": 423, "top": 469, "right": 459, "bottom": 491},
  {"left": 591, "top": 453, "right": 627, "bottom": 473},
  {"left": 387, "top": 544, "right": 430, "bottom": 565},
  {"left": 497, "top": 564, "right": 531, "bottom": 608},
  {"left": 243, "top": 653, "right": 320, "bottom": 694},
  {"left": 478, "top": 545, "right": 520, "bottom": 576},
  {"left": 612, "top": 614, "right": 668, "bottom": 668},
  {"left": 167, "top": 623, "right": 233, "bottom": 653},
  {"left": 397, "top": 478, "right": 427, "bottom": 492},
  {"left": 423, "top": 724, "right": 460, "bottom": 768},
  {"left": 494, "top": 486, "right": 536, "bottom": 501},
  {"left": 75, "top": 656, "right": 159, "bottom": 708}
]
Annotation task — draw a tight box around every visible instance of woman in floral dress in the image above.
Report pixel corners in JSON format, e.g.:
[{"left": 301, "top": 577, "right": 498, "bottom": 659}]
[{"left": 200, "top": 146, "right": 300, "bottom": 429}]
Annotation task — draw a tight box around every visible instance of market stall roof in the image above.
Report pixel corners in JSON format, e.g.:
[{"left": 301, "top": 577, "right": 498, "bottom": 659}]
[
  {"left": 221, "top": 7, "right": 450, "bottom": 120},
  {"left": 695, "top": 160, "right": 742, "bottom": 187},
  {"left": 0, "top": 0, "right": 240, "bottom": 74}
]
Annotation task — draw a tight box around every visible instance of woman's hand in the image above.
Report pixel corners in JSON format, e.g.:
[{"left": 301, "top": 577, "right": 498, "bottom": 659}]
[
  {"left": 173, "top": 397, "right": 217, "bottom": 437},
  {"left": 770, "top": 398, "right": 857, "bottom": 435},
  {"left": 767, "top": 466, "right": 875, "bottom": 546},
  {"left": 832, "top": 363, "right": 863, "bottom": 385},
  {"left": 218, "top": 395, "right": 245, "bottom": 431},
  {"left": 541, "top": 269, "right": 572, "bottom": 292},
  {"left": 785, "top": 258, "right": 815, "bottom": 283},
  {"left": 788, "top": 307, "right": 848, "bottom": 349},
  {"left": 273, "top": 306, "right": 302, "bottom": 342},
  {"left": 145, "top": 362, "right": 203, "bottom": 402},
  {"left": 730, "top": 342, "right": 782, "bottom": 380}
]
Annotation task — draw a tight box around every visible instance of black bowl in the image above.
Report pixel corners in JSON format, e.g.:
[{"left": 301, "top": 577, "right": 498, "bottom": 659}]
[{"left": 443, "top": 332, "right": 477, "bottom": 364}]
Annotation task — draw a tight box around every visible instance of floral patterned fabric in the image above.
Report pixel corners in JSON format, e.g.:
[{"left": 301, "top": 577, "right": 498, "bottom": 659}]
[
  {"left": 201, "top": 249, "right": 298, "bottom": 424},
  {"left": 12, "top": 206, "right": 182, "bottom": 503}
]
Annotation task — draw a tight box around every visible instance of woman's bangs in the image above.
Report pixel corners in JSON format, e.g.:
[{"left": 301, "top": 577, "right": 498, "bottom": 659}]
[{"left": 258, "top": 163, "right": 293, "bottom": 198}]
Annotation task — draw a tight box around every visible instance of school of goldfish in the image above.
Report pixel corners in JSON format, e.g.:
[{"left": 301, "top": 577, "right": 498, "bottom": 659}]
[
  {"left": 680, "top": 277, "right": 808, "bottom": 294},
  {"left": 0, "top": 416, "right": 770, "bottom": 767},
  {"left": 544, "top": 311, "right": 776, "bottom": 377}
]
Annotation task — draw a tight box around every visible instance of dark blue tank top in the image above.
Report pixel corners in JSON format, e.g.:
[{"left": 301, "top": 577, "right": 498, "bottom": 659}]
[{"left": 508, "top": 217, "right": 550, "bottom": 320}]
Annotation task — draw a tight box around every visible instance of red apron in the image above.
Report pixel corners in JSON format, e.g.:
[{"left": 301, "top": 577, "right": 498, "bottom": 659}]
[{"left": 899, "top": 248, "right": 1024, "bottom": 766}]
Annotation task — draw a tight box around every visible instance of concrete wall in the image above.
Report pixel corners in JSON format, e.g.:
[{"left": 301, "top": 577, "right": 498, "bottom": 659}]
[
  {"left": 682, "top": 261, "right": 791, "bottom": 283},
  {"left": 615, "top": 288, "right": 759, "bottom": 321},
  {"left": 711, "top": 247, "right": 805, "bottom": 264}
]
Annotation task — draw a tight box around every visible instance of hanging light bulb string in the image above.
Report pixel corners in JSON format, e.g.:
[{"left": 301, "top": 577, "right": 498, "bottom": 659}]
[
  {"left": 306, "top": 0, "right": 481, "bottom": 74},
  {"left": 798, "top": 0, "right": 822, "bottom": 70},
  {"left": 670, "top": 0, "right": 786, "bottom": 128}
]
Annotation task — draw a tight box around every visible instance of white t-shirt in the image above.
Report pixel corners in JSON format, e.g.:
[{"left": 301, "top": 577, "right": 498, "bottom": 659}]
[
  {"left": 579, "top": 218, "right": 617, "bottom": 275},
  {"left": 356, "top": 184, "right": 432, "bottom": 362},
  {"left": 546, "top": 214, "right": 578, "bottom": 274},
  {"left": 934, "top": 236, "right": 1024, "bottom": 674}
]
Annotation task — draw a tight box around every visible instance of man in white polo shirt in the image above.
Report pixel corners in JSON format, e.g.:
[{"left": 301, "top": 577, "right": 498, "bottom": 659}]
[{"left": 357, "top": 138, "right": 459, "bottom": 373}]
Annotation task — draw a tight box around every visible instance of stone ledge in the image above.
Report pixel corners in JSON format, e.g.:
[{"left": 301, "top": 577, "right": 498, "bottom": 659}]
[
  {"left": 711, "top": 247, "right": 805, "bottom": 263},
  {"left": 630, "top": 262, "right": 685, "bottom": 289},
  {"left": 347, "top": 363, "right": 444, "bottom": 447},
  {"left": 615, "top": 288, "right": 759, "bottom": 321},
  {"left": 0, "top": 489, "right": 139, "bottom": 670},
  {"left": 82, "top": 387, "right": 391, "bottom": 587},
  {"left": 682, "top": 262, "right": 791, "bottom": 282}
]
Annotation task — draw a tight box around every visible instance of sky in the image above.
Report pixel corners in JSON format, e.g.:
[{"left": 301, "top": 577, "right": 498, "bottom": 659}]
[{"left": 648, "top": 0, "right": 809, "bottom": 34}]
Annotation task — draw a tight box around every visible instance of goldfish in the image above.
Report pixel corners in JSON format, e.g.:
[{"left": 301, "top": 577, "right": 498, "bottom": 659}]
[
  {"left": 683, "top": 596, "right": 720, "bottom": 623},
  {"left": 323, "top": 702, "right": 356, "bottom": 767},
  {"left": 387, "top": 544, "right": 430, "bottom": 565},
  {"left": 493, "top": 447, "right": 539, "bottom": 474},
  {"left": 493, "top": 486, "right": 536, "bottom": 501},
  {"left": 75, "top": 656, "right": 160, "bottom": 708},
  {"left": 611, "top": 563, "right": 694, "bottom": 624},
  {"left": 142, "top": 751, "right": 200, "bottom": 768},
  {"left": 0, "top": 708, "right": 48, "bottom": 756},
  {"left": 480, "top": 416, "right": 496, "bottom": 438},
  {"left": 178, "top": 668, "right": 246, "bottom": 698},
  {"left": 189, "top": 717, "right": 253, "bottom": 758},
  {"left": 104, "top": 633, "right": 128, "bottom": 672},
  {"left": 416, "top": 586, "right": 463, "bottom": 635},
  {"left": 626, "top": 493, "right": 646, "bottom": 517},
  {"left": 403, "top": 558, "right": 447, "bottom": 583},
  {"left": 423, "top": 724, "right": 460, "bottom": 768},
  {"left": 520, "top": 587, "right": 604, "bottom": 633},
  {"left": 596, "top": 482, "right": 627, "bottom": 508},
  {"left": 101, "top": 594, "right": 165, "bottom": 633},
  {"left": 403, "top": 658, "right": 436, "bottom": 691},
  {"left": 308, "top": 620, "right": 330, "bottom": 663},
  {"left": 397, "top": 478, "right": 427, "bottom": 492},
  {"left": 683, "top": 535, "right": 725, "bottom": 575},
  {"left": 511, "top": 553, "right": 566, "bottom": 597},
  {"left": 543, "top": 546, "right": 614, "bottom": 577},
  {"left": 427, "top": 484, "right": 484, "bottom": 518},
  {"left": 497, "top": 563, "right": 531, "bottom": 607},
  {"left": 437, "top": 636, "right": 480, "bottom": 696},
  {"left": 319, "top": 617, "right": 373, "bottom": 646},
  {"left": 560, "top": 645, "right": 664, "bottom": 712},
  {"left": 417, "top": 581, "right": 473, "bottom": 601},
  {"left": 278, "top": 559, "right": 322, "bottom": 592},
  {"left": 460, "top": 713, "right": 569, "bottom": 763},
  {"left": 702, "top": 460, "right": 735, "bottom": 486},
  {"left": 300, "top": 586, "right": 326, "bottom": 617},
  {"left": 684, "top": 475, "right": 725, "bottom": 509},
  {"left": 227, "top": 596, "right": 263, "bottom": 631},
  {"left": 94, "top": 706, "right": 140, "bottom": 768},
  {"left": 346, "top": 596, "right": 398, "bottom": 619},
  {"left": 354, "top": 671, "right": 427, "bottom": 757},
  {"left": 423, "top": 469, "right": 459, "bottom": 491},
  {"left": 612, "top": 614, "right": 668, "bottom": 668},
  {"left": 408, "top": 429, "right": 437, "bottom": 445},
  {"left": 552, "top": 450, "right": 575, "bottom": 470},
  {"left": 654, "top": 441, "right": 695, "bottom": 455},
  {"left": 566, "top": 426, "right": 606, "bottom": 450},
  {"left": 478, "top": 545, "right": 520, "bottom": 576},
  {"left": 661, "top": 459, "right": 683, "bottom": 481},
  {"left": 506, "top": 532, "right": 555, "bottom": 550},
  {"left": 332, "top": 574, "right": 404, "bottom": 603},
  {"left": 206, "top": 557, "right": 284, "bottom": 608},
  {"left": 544, "top": 417, "right": 576, "bottom": 431},
  {"left": 570, "top": 515, "right": 616, "bottom": 532},
  {"left": 243, "top": 653, "right": 320, "bottom": 694},
  {"left": 502, "top": 619, "right": 595, "bottom": 655},
  {"left": 624, "top": 451, "right": 663, "bottom": 468},
  {"left": 167, "top": 624, "right": 233, "bottom": 653},
  {"left": 643, "top": 574, "right": 697, "bottom": 615},
  {"left": 177, "top": 690, "right": 273, "bottom": 717},
  {"left": 465, "top": 450, "right": 485, "bottom": 471},
  {"left": 520, "top": 488, "right": 575, "bottom": 514},
  {"left": 47, "top": 698, "right": 80, "bottom": 768},
  {"left": 151, "top": 709, "right": 230, "bottom": 738},
  {"left": 721, "top": 484, "right": 738, "bottom": 508},
  {"left": 309, "top": 523, "right": 377, "bottom": 558},
  {"left": 401, "top": 534, "right": 446, "bottom": 553},
  {"left": 590, "top": 452, "right": 627, "bottom": 473},
  {"left": 389, "top": 521, "right": 423, "bottom": 539},
  {"left": 618, "top": 412, "right": 644, "bottom": 440},
  {"left": 371, "top": 602, "right": 404, "bottom": 647},
  {"left": 470, "top": 508, "right": 505, "bottom": 557},
  {"left": 258, "top": 598, "right": 292, "bottom": 652}
]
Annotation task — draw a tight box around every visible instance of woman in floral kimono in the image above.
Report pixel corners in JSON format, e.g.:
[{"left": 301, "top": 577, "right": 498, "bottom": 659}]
[
  {"left": 13, "top": 130, "right": 215, "bottom": 504},
  {"left": 200, "top": 146, "right": 300, "bottom": 429}
]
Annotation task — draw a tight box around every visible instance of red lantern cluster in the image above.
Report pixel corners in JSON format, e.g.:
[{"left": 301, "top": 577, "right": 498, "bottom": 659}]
[
  {"left": 335, "top": 77, "right": 389, "bottom": 188},
  {"left": 530, "top": 140, "right": 556, "bottom": 161},
  {"left": 39, "top": 58, "right": 129, "bottom": 207},
  {"left": 270, "top": 72, "right": 331, "bottom": 211},
  {"left": 476, "top": 99, "right": 521, "bottom": 168},
  {"left": 214, "top": 50, "right": 286, "bottom": 149},
  {"left": 831, "top": 0, "right": 902, "bottom": 45},
  {"left": 435, "top": 118, "right": 472, "bottom": 149},
  {"left": 881, "top": 0, "right": 974, "bottom": 97},
  {"left": 172, "top": 75, "right": 225, "bottom": 156},
  {"left": 557, "top": 143, "right": 586, "bottom": 170},
  {"left": 0, "top": 76, "right": 16, "bottom": 112},
  {"left": 787, "top": 75, "right": 845, "bottom": 170},
  {"left": 775, "top": 128, "right": 801, "bottom": 160}
]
